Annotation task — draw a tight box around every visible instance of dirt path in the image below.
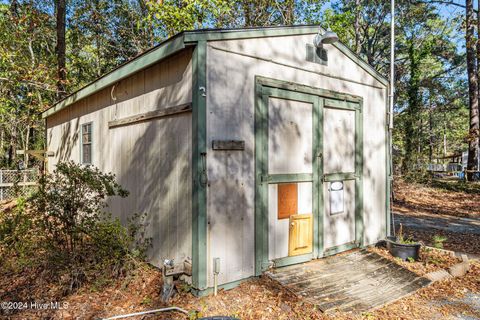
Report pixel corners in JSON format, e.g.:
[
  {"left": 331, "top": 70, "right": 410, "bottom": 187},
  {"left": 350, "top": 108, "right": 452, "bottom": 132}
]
[
  {"left": 393, "top": 179, "right": 480, "bottom": 219},
  {"left": 394, "top": 211, "right": 480, "bottom": 257},
  {"left": 392, "top": 178, "right": 480, "bottom": 256},
  {"left": 394, "top": 212, "right": 480, "bottom": 235}
]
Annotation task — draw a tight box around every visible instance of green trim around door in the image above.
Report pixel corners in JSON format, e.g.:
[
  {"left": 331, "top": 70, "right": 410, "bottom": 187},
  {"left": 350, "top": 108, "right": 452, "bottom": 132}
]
[
  {"left": 321, "top": 99, "right": 363, "bottom": 253},
  {"left": 192, "top": 41, "right": 207, "bottom": 290},
  {"left": 254, "top": 76, "right": 364, "bottom": 274},
  {"left": 257, "top": 76, "right": 362, "bottom": 103},
  {"left": 255, "top": 78, "right": 323, "bottom": 273},
  {"left": 355, "top": 101, "right": 364, "bottom": 247},
  {"left": 264, "top": 173, "right": 313, "bottom": 184}
]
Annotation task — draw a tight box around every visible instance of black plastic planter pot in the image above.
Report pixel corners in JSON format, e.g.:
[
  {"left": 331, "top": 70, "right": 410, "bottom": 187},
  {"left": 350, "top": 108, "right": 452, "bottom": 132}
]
[{"left": 386, "top": 237, "right": 421, "bottom": 261}]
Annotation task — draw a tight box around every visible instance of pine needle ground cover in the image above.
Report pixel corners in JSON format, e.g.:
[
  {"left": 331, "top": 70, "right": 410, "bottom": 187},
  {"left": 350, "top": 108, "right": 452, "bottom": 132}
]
[{"left": 1, "top": 179, "right": 478, "bottom": 319}]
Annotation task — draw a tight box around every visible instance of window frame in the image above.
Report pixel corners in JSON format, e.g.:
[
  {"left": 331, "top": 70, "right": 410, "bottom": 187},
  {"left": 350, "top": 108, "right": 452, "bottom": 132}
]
[{"left": 80, "top": 122, "right": 93, "bottom": 165}]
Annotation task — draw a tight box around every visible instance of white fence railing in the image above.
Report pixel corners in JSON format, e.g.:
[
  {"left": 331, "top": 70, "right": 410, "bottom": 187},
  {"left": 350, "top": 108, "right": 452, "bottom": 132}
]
[
  {"left": 0, "top": 169, "right": 39, "bottom": 201},
  {"left": 426, "top": 163, "right": 463, "bottom": 172}
]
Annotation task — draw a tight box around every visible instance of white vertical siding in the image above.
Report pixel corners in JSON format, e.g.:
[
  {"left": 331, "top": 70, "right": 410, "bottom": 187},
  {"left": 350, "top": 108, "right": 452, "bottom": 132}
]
[
  {"left": 45, "top": 49, "right": 193, "bottom": 267},
  {"left": 323, "top": 108, "right": 356, "bottom": 174},
  {"left": 323, "top": 180, "right": 356, "bottom": 249},
  {"left": 268, "top": 98, "right": 313, "bottom": 175},
  {"left": 206, "top": 34, "right": 387, "bottom": 287}
]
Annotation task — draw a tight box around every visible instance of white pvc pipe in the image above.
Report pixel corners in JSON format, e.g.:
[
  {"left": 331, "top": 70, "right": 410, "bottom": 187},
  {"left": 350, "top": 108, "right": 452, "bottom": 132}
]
[
  {"left": 102, "top": 306, "right": 188, "bottom": 320},
  {"left": 389, "top": 0, "right": 396, "bottom": 236},
  {"left": 390, "top": 0, "right": 395, "bottom": 130}
]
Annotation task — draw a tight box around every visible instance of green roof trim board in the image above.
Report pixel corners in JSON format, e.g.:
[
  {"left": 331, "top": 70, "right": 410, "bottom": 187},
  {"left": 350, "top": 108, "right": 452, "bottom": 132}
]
[{"left": 41, "top": 25, "right": 388, "bottom": 119}]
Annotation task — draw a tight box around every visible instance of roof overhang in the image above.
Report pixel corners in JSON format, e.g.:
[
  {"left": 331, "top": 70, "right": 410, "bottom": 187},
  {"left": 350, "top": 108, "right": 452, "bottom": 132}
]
[
  {"left": 42, "top": 33, "right": 186, "bottom": 119},
  {"left": 42, "top": 25, "right": 388, "bottom": 119}
]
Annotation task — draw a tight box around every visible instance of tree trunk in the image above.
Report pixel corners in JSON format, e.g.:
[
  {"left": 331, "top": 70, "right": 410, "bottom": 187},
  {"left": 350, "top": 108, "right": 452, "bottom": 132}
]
[
  {"left": 7, "top": 123, "right": 17, "bottom": 168},
  {"left": 428, "top": 105, "right": 434, "bottom": 163},
  {"left": 443, "top": 113, "right": 447, "bottom": 157},
  {"left": 24, "top": 125, "right": 30, "bottom": 168},
  {"left": 55, "top": 0, "right": 67, "bottom": 99},
  {"left": 477, "top": 0, "right": 480, "bottom": 169},
  {"left": 354, "top": 0, "right": 361, "bottom": 55},
  {"left": 402, "top": 43, "right": 421, "bottom": 173},
  {"left": 466, "top": 0, "right": 479, "bottom": 179},
  {"left": 0, "top": 114, "right": 4, "bottom": 161},
  {"left": 282, "top": 0, "right": 295, "bottom": 25},
  {"left": 243, "top": 2, "right": 252, "bottom": 27}
]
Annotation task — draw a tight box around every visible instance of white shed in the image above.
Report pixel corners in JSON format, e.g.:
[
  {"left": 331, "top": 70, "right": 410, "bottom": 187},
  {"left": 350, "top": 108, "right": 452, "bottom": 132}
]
[{"left": 42, "top": 25, "right": 391, "bottom": 295}]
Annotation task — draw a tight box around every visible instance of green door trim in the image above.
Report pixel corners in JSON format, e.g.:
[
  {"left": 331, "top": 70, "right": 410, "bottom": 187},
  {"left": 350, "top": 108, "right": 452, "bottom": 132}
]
[
  {"left": 256, "top": 76, "right": 362, "bottom": 103},
  {"left": 355, "top": 101, "right": 364, "bottom": 247},
  {"left": 255, "top": 85, "right": 322, "bottom": 272},
  {"left": 273, "top": 253, "right": 314, "bottom": 268},
  {"left": 321, "top": 101, "right": 364, "bottom": 252},
  {"left": 192, "top": 41, "right": 207, "bottom": 290},
  {"left": 323, "top": 241, "right": 358, "bottom": 257},
  {"left": 254, "top": 76, "right": 364, "bottom": 275},
  {"left": 264, "top": 173, "right": 313, "bottom": 184}
]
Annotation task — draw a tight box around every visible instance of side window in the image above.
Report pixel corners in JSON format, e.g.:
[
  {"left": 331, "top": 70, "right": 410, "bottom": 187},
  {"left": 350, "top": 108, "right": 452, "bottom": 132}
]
[{"left": 81, "top": 122, "right": 92, "bottom": 164}]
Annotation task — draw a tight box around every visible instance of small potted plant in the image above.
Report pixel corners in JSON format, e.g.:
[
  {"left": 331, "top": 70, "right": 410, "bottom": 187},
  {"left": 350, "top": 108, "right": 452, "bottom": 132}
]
[{"left": 386, "top": 224, "right": 421, "bottom": 261}]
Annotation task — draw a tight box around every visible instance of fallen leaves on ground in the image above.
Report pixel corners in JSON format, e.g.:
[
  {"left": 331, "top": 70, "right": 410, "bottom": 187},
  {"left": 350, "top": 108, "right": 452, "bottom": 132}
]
[
  {"left": 371, "top": 261, "right": 480, "bottom": 320},
  {"left": 1, "top": 180, "right": 479, "bottom": 320},
  {"left": 393, "top": 179, "right": 480, "bottom": 218},
  {"left": 402, "top": 227, "right": 480, "bottom": 256},
  {"left": 393, "top": 178, "right": 480, "bottom": 255},
  {"left": 2, "top": 256, "right": 479, "bottom": 320},
  {"left": 368, "top": 246, "right": 460, "bottom": 276}
]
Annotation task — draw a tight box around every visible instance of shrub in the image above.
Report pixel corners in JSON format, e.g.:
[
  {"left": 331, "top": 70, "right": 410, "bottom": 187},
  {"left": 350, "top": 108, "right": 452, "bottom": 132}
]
[
  {"left": 0, "top": 197, "right": 40, "bottom": 269},
  {"left": 432, "top": 235, "right": 448, "bottom": 249},
  {"left": 7, "top": 161, "right": 152, "bottom": 294},
  {"left": 33, "top": 161, "right": 129, "bottom": 254}
]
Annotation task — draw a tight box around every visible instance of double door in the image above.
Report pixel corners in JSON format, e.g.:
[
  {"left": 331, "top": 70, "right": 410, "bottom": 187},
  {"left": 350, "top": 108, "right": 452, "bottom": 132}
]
[{"left": 255, "top": 80, "right": 363, "bottom": 273}]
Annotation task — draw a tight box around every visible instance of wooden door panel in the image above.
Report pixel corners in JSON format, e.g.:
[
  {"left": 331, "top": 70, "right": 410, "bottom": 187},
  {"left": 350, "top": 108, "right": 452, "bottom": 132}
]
[
  {"left": 278, "top": 183, "right": 298, "bottom": 220},
  {"left": 289, "top": 214, "right": 313, "bottom": 256}
]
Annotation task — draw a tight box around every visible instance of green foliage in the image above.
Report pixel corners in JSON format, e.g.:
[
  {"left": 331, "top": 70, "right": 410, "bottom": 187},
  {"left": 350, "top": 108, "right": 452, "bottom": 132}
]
[
  {"left": 0, "top": 197, "right": 39, "bottom": 269},
  {"left": 396, "top": 223, "right": 418, "bottom": 245},
  {"left": 362, "top": 312, "right": 375, "bottom": 320},
  {"left": 32, "top": 161, "right": 129, "bottom": 254},
  {"left": 0, "top": 0, "right": 471, "bottom": 175},
  {"left": 145, "top": 0, "right": 232, "bottom": 37},
  {"left": 67, "top": 0, "right": 155, "bottom": 87},
  {"left": 426, "top": 257, "right": 443, "bottom": 266},
  {"left": 0, "top": 2, "right": 56, "bottom": 168},
  {"left": 432, "top": 235, "right": 448, "bottom": 249},
  {"left": 143, "top": 0, "right": 325, "bottom": 35},
  {"left": 0, "top": 162, "right": 151, "bottom": 295},
  {"left": 177, "top": 282, "right": 193, "bottom": 293},
  {"left": 141, "top": 295, "right": 153, "bottom": 305},
  {"left": 398, "top": 238, "right": 418, "bottom": 245},
  {"left": 322, "top": 1, "right": 468, "bottom": 174}
]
